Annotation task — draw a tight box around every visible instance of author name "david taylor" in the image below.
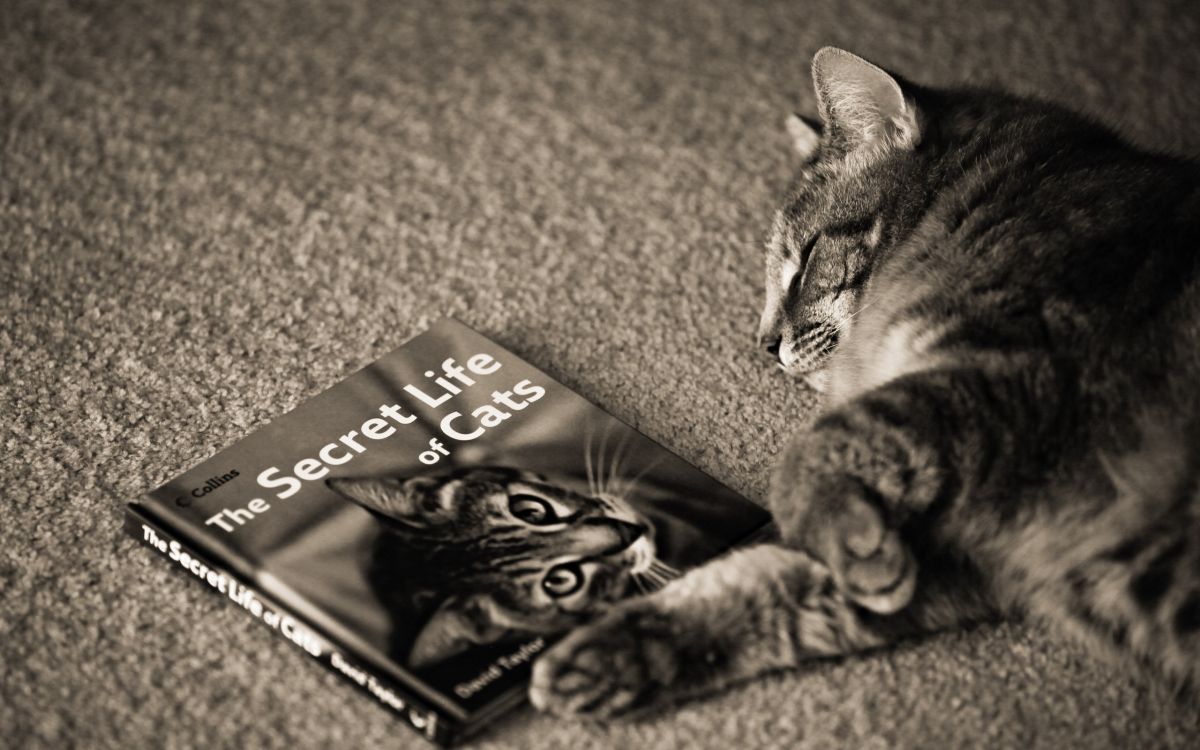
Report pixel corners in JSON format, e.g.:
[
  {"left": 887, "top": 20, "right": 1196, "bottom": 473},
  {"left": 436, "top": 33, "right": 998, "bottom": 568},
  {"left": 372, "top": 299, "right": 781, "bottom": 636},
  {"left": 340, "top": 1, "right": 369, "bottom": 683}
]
[{"left": 454, "top": 638, "right": 546, "bottom": 699}]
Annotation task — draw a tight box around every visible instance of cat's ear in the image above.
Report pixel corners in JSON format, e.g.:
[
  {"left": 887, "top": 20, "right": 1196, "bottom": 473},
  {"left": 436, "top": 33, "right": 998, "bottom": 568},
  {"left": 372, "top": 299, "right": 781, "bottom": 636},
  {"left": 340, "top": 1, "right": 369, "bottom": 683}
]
[
  {"left": 811, "top": 47, "right": 920, "bottom": 154},
  {"left": 326, "top": 475, "right": 446, "bottom": 528},
  {"left": 408, "top": 594, "right": 512, "bottom": 668},
  {"left": 786, "top": 112, "right": 822, "bottom": 162}
]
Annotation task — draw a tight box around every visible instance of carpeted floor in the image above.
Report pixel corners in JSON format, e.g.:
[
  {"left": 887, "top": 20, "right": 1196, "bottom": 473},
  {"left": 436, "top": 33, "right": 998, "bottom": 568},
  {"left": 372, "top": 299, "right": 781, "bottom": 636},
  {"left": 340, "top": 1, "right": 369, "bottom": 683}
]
[{"left": 4, "top": 0, "right": 1200, "bottom": 747}]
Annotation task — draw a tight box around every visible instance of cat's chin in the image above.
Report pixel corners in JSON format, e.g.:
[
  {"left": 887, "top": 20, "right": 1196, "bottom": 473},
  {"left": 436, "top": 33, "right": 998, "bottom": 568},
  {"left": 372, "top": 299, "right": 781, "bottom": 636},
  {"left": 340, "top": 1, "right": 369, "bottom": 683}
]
[
  {"left": 779, "top": 364, "right": 831, "bottom": 392},
  {"left": 801, "top": 369, "right": 831, "bottom": 392},
  {"left": 627, "top": 536, "right": 656, "bottom": 575}
]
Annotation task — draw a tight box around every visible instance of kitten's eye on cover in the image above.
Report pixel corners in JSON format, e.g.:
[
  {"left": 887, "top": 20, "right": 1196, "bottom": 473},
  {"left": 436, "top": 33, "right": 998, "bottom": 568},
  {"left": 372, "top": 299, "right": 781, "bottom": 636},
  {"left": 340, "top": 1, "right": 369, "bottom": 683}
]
[
  {"left": 542, "top": 564, "right": 583, "bottom": 598},
  {"left": 507, "top": 489, "right": 574, "bottom": 525},
  {"left": 509, "top": 494, "right": 556, "bottom": 524}
]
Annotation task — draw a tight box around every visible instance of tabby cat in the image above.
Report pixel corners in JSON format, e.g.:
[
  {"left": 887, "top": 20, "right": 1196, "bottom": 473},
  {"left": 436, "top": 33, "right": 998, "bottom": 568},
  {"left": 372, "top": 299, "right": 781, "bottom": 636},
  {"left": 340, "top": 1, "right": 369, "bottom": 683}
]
[
  {"left": 530, "top": 48, "right": 1200, "bottom": 718},
  {"left": 328, "top": 466, "right": 677, "bottom": 669}
]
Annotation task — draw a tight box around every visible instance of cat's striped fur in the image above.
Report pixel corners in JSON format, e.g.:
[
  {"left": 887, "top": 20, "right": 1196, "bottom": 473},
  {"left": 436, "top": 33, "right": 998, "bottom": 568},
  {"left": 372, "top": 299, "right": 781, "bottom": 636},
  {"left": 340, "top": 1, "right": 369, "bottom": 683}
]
[{"left": 531, "top": 48, "right": 1200, "bottom": 718}]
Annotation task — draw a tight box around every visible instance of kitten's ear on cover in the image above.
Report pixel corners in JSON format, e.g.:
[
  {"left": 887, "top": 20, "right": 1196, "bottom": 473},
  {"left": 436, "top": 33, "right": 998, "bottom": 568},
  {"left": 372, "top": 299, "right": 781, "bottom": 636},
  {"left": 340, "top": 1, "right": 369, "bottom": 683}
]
[
  {"left": 811, "top": 47, "right": 920, "bottom": 154},
  {"left": 326, "top": 475, "right": 446, "bottom": 528},
  {"left": 408, "top": 594, "right": 512, "bottom": 668}
]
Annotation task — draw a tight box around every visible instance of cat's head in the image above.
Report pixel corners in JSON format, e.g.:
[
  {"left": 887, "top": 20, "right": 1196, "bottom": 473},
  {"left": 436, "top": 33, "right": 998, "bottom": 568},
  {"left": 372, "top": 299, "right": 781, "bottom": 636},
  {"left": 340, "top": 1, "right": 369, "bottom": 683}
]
[
  {"left": 756, "top": 48, "right": 926, "bottom": 387},
  {"left": 327, "top": 466, "right": 657, "bottom": 668}
]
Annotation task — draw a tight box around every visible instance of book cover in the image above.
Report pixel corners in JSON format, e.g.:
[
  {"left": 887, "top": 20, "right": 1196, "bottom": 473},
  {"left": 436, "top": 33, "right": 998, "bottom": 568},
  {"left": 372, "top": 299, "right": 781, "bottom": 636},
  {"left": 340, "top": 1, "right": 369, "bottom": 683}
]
[{"left": 126, "top": 318, "right": 772, "bottom": 745}]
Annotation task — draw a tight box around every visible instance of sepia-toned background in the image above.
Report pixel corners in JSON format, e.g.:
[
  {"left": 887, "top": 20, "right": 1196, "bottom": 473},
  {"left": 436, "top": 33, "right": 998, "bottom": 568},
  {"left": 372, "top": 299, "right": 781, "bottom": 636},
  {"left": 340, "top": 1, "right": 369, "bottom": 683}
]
[{"left": 4, "top": 0, "right": 1200, "bottom": 747}]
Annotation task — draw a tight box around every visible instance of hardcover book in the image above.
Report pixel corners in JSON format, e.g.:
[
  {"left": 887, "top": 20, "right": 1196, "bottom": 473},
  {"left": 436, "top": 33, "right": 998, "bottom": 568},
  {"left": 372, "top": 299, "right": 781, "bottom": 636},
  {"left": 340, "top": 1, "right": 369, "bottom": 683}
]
[{"left": 126, "top": 318, "right": 772, "bottom": 745}]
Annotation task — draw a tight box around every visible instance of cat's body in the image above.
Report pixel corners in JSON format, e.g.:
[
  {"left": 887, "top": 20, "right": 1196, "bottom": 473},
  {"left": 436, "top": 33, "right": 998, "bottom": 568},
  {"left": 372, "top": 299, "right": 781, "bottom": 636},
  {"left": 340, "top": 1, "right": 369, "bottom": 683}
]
[{"left": 531, "top": 48, "right": 1200, "bottom": 718}]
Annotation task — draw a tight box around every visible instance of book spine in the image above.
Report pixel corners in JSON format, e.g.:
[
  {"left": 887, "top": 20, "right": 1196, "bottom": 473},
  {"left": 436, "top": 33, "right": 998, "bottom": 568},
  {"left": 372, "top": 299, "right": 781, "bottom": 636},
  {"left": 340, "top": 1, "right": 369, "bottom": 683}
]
[{"left": 124, "top": 503, "right": 459, "bottom": 746}]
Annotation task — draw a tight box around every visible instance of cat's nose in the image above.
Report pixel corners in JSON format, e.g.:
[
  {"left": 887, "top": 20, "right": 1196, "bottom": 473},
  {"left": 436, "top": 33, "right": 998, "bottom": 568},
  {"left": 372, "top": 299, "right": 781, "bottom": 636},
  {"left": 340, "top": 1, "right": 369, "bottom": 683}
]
[
  {"left": 585, "top": 517, "right": 644, "bottom": 554},
  {"left": 761, "top": 335, "right": 782, "bottom": 358},
  {"left": 609, "top": 519, "right": 644, "bottom": 549}
]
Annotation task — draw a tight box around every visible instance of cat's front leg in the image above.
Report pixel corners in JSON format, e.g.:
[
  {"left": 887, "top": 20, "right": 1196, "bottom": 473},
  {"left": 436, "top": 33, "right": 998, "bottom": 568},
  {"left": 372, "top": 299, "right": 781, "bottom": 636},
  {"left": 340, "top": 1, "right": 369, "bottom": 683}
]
[
  {"left": 771, "top": 423, "right": 923, "bottom": 615},
  {"left": 532, "top": 545, "right": 862, "bottom": 718},
  {"left": 774, "top": 361, "right": 1066, "bottom": 614},
  {"left": 532, "top": 544, "right": 898, "bottom": 719},
  {"left": 531, "top": 542, "right": 995, "bottom": 719}
]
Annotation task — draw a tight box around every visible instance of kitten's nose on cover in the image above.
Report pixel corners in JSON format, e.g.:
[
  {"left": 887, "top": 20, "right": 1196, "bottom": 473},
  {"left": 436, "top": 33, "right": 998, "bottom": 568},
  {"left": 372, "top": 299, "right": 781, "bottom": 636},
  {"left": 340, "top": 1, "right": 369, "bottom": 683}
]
[
  {"left": 576, "top": 517, "right": 644, "bottom": 557},
  {"left": 607, "top": 518, "right": 645, "bottom": 549}
]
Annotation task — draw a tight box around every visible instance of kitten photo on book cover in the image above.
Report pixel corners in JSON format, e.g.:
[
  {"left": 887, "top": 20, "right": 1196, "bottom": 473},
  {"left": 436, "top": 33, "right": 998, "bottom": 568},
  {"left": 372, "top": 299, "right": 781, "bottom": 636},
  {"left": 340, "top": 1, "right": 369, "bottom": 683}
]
[
  {"left": 309, "top": 392, "right": 758, "bottom": 696},
  {"left": 328, "top": 456, "right": 690, "bottom": 673}
]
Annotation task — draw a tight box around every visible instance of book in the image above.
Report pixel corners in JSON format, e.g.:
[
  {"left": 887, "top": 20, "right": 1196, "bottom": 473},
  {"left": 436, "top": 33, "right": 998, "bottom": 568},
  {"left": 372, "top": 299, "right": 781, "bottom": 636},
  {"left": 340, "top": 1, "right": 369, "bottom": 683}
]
[{"left": 126, "top": 318, "right": 772, "bottom": 745}]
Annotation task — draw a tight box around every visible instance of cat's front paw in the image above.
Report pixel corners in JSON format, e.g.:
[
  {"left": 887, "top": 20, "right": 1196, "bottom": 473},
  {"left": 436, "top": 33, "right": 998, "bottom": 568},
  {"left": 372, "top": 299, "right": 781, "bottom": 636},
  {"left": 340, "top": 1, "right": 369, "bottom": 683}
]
[
  {"left": 805, "top": 490, "right": 917, "bottom": 614},
  {"left": 530, "top": 607, "right": 678, "bottom": 720}
]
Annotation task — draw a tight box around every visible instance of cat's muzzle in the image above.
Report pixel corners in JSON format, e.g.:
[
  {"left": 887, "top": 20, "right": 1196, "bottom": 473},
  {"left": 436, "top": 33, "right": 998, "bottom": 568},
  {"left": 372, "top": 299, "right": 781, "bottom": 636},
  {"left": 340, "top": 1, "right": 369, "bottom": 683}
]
[{"left": 779, "top": 326, "right": 839, "bottom": 378}]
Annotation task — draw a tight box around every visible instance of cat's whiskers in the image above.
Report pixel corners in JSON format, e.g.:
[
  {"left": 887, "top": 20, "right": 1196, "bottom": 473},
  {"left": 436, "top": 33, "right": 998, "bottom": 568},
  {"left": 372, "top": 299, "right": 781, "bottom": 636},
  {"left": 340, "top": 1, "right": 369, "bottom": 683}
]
[
  {"left": 587, "top": 421, "right": 630, "bottom": 499},
  {"left": 584, "top": 430, "right": 598, "bottom": 497},
  {"left": 632, "top": 558, "right": 683, "bottom": 595},
  {"left": 584, "top": 425, "right": 682, "bottom": 599},
  {"left": 845, "top": 297, "right": 879, "bottom": 321},
  {"left": 607, "top": 427, "right": 634, "bottom": 496},
  {"left": 612, "top": 457, "right": 664, "bottom": 511},
  {"left": 651, "top": 559, "right": 681, "bottom": 580},
  {"left": 594, "top": 424, "right": 614, "bottom": 497}
]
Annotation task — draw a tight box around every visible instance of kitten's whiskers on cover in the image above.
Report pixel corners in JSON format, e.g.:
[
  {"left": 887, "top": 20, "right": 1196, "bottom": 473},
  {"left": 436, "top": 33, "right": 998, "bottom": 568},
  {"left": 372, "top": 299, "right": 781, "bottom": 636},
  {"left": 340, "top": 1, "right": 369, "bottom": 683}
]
[{"left": 584, "top": 425, "right": 678, "bottom": 593}]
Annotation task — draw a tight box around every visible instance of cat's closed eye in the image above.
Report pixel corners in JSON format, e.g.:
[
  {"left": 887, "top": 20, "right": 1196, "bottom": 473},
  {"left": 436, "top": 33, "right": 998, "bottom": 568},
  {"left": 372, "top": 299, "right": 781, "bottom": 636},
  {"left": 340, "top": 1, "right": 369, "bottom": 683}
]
[{"left": 797, "top": 233, "right": 819, "bottom": 273}]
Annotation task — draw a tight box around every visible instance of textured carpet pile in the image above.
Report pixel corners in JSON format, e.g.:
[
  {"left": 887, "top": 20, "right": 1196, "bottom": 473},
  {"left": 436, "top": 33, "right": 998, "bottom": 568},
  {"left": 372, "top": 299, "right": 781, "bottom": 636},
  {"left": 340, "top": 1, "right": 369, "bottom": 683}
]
[{"left": 4, "top": 0, "right": 1200, "bottom": 747}]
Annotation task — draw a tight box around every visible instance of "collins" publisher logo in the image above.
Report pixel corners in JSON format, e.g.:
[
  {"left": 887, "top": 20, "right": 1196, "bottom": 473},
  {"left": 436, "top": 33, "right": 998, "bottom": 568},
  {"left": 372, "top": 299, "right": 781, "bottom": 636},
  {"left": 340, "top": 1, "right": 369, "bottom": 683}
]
[{"left": 175, "top": 470, "right": 240, "bottom": 506}]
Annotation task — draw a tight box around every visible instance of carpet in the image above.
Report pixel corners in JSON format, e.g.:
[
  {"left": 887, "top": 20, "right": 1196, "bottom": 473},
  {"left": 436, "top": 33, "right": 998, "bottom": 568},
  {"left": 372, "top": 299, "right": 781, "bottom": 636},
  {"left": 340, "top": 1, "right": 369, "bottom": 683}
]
[{"left": 4, "top": 0, "right": 1200, "bottom": 747}]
